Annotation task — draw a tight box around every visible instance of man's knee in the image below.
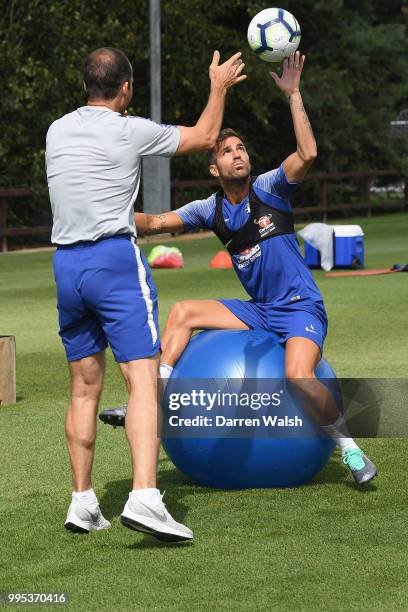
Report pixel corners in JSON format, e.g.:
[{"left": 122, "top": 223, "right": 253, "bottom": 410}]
[
  {"left": 71, "top": 381, "right": 103, "bottom": 403},
  {"left": 69, "top": 354, "right": 105, "bottom": 394},
  {"left": 120, "top": 355, "right": 159, "bottom": 393},
  {"left": 285, "top": 362, "right": 315, "bottom": 380},
  {"left": 168, "top": 300, "right": 196, "bottom": 328}
]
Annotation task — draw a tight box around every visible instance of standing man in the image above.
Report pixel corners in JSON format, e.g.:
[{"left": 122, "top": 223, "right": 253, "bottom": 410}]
[
  {"left": 102, "top": 52, "right": 376, "bottom": 485},
  {"left": 46, "top": 47, "right": 246, "bottom": 542}
]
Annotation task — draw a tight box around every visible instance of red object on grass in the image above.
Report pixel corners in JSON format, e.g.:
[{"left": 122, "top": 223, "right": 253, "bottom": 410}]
[
  {"left": 151, "top": 253, "right": 183, "bottom": 269},
  {"left": 210, "top": 250, "right": 233, "bottom": 269},
  {"left": 325, "top": 268, "right": 395, "bottom": 277}
]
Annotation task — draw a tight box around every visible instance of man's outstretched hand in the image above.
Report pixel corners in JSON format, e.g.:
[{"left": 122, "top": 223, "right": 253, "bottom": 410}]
[
  {"left": 270, "top": 50, "right": 305, "bottom": 98},
  {"left": 209, "top": 50, "right": 247, "bottom": 91}
]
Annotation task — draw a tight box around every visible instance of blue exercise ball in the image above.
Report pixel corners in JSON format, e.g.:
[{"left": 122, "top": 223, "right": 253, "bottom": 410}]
[{"left": 162, "top": 330, "right": 337, "bottom": 489}]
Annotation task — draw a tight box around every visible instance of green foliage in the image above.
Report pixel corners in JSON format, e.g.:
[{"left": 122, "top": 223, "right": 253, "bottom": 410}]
[{"left": 0, "top": 0, "right": 407, "bottom": 217}]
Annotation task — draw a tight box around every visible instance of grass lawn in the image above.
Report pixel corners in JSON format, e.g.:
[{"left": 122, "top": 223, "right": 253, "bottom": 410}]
[{"left": 1, "top": 212, "right": 408, "bottom": 611}]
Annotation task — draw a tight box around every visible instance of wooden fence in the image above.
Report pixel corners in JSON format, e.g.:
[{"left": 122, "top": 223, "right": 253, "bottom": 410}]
[
  {"left": 171, "top": 170, "right": 407, "bottom": 219},
  {"left": 1, "top": 170, "right": 407, "bottom": 252}
]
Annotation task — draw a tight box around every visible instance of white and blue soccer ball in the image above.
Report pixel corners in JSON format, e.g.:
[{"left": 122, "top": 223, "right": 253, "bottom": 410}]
[{"left": 247, "top": 8, "right": 301, "bottom": 63}]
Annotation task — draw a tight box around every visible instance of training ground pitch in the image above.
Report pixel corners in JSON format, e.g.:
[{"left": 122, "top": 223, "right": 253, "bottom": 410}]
[{"left": 0, "top": 213, "right": 407, "bottom": 611}]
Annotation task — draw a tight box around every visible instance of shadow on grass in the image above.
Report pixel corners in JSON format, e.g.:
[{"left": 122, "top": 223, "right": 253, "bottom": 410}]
[
  {"left": 343, "top": 479, "right": 378, "bottom": 492},
  {"left": 126, "top": 538, "right": 194, "bottom": 551},
  {"left": 100, "top": 452, "right": 379, "bottom": 547},
  {"left": 100, "top": 452, "right": 378, "bottom": 546}
]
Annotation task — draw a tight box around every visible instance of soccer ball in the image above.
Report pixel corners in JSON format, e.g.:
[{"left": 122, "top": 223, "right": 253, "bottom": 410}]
[{"left": 247, "top": 8, "right": 301, "bottom": 63}]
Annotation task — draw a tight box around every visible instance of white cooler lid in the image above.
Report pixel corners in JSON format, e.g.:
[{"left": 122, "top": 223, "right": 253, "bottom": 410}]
[{"left": 331, "top": 224, "right": 364, "bottom": 237}]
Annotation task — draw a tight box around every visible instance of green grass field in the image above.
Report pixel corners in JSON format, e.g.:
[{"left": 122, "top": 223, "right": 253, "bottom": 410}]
[{"left": 1, "top": 213, "right": 408, "bottom": 611}]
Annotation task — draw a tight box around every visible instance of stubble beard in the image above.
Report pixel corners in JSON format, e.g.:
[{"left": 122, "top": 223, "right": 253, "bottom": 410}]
[{"left": 221, "top": 165, "right": 251, "bottom": 189}]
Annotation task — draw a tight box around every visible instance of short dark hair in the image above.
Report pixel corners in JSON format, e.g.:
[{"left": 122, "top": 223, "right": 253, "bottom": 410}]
[
  {"left": 208, "top": 128, "right": 246, "bottom": 165},
  {"left": 83, "top": 47, "right": 132, "bottom": 101}
]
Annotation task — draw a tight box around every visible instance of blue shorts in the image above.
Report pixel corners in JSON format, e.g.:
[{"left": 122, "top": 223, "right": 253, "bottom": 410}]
[
  {"left": 219, "top": 299, "right": 328, "bottom": 353},
  {"left": 53, "top": 235, "right": 160, "bottom": 362}
]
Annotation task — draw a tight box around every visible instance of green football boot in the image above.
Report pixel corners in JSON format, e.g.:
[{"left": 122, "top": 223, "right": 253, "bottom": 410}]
[{"left": 343, "top": 448, "right": 377, "bottom": 485}]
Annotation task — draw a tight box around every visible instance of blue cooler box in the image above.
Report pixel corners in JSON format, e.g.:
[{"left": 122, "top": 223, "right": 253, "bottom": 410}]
[{"left": 304, "top": 225, "right": 365, "bottom": 269}]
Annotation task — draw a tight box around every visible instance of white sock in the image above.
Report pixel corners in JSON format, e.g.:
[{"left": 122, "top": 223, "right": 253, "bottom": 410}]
[
  {"left": 160, "top": 363, "right": 173, "bottom": 390},
  {"left": 130, "top": 488, "right": 160, "bottom": 505},
  {"left": 72, "top": 488, "right": 98, "bottom": 508},
  {"left": 321, "top": 415, "right": 359, "bottom": 457}
]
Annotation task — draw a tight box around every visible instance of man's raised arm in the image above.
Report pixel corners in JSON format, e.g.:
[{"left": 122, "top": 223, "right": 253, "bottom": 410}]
[
  {"left": 270, "top": 51, "right": 317, "bottom": 182},
  {"left": 176, "top": 51, "right": 246, "bottom": 155},
  {"left": 135, "top": 212, "right": 185, "bottom": 236}
]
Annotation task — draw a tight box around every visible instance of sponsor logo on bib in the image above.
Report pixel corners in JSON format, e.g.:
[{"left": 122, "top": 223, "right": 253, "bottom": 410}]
[
  {"left": 235, "top": 244, "right": 262, "bottom": 269},
  {"left": 254, "top": 214, "right": 276, "bottom": 236}
]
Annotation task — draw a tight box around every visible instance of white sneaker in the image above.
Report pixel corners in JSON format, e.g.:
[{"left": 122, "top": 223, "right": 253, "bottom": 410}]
[
  {"left": 65, "top": 502, "right": 111, "bottom": 534},
  {"left": 121, "top": 490, "right": 193, "bottom": 542}
]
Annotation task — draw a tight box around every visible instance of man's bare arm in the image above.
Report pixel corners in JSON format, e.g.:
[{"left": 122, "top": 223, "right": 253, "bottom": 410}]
[
  {"left": 270, "top": 51, "right": 317, "bottom": 182},
  {"left": 176, "top": 51, "right": 246, "bottom": 155},
  {"left": 135, "top": 212, "right": 185, "bottom": 236}
]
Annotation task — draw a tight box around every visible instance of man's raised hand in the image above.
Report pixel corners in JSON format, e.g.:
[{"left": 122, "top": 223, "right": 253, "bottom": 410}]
[
  {"left": 209, "top": 50, "right": 247, "bottom": 91},
  {"left": 270, "top": 50, "right": 305, "bottom": 98}
]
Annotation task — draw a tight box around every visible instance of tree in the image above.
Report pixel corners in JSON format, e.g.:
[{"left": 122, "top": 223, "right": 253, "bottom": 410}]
[{"left": 0, "top": 0, "right": 407, "bottom": 221}]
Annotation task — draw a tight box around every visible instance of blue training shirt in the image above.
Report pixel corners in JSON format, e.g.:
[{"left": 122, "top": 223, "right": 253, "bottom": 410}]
[{"left": 175, "top": 164, "right": 327, "bottom": 319}]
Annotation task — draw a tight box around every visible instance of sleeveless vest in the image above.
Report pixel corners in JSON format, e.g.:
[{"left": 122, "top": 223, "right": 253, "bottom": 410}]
[{"left": 212, "top": 180, "right": 295, "bottom": 255}]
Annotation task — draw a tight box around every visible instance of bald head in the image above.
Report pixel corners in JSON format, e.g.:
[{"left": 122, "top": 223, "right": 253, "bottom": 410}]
[{"left": 83, "top": 47, "right": 132, "bottom": 101}]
